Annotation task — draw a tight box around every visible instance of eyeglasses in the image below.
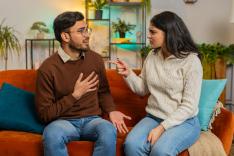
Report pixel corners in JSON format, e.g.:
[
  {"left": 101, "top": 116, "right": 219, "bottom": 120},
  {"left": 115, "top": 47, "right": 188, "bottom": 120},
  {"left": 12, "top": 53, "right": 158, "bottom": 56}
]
[{"left": 66, "top": 27, "right": 92, "bottom": 36}]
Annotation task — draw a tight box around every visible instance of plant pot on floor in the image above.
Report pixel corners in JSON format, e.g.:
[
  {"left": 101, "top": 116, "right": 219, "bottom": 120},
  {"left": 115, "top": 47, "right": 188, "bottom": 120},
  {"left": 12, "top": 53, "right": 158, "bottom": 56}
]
[{"left": 95, "top": 10, "right": 103, "bottom": 19}]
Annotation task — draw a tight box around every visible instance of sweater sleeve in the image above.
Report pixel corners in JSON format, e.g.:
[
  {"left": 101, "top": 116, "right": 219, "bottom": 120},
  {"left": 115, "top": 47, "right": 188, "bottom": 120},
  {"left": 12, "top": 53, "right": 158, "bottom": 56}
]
[
  {"left": 161, "top": 56, "right": 203, "bottom": 130},
  {"left": 35, "top": 70, "right": 77, "bottom": 123},
  {"left": 124, "top": 56, "right": 149, "bottom": 96},
  {"left": 97, "top": 58, "right": 115, "bottom": 113}
]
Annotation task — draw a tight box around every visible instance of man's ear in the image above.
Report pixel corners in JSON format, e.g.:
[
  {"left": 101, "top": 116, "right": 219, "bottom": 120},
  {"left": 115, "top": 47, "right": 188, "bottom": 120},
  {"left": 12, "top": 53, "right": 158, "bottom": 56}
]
[{"left": 61, "top": 32, "right": 70, "bottom": 42}]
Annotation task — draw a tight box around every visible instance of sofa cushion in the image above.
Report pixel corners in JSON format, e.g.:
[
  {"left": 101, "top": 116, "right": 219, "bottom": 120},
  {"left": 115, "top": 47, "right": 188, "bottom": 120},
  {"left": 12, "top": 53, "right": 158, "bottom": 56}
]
[
  {"left": 198, "top": 79, "right": 227, "bottom": 131},
  {"left": 0, "top": 83, "right": 45, "bottom": 134}
]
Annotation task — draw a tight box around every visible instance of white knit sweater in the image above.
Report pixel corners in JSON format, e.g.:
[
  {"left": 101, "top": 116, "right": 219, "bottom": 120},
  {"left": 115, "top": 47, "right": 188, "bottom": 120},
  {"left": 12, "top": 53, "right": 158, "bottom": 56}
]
[{"left": 124, "top": 50, "right": 203, "bottom": 130}]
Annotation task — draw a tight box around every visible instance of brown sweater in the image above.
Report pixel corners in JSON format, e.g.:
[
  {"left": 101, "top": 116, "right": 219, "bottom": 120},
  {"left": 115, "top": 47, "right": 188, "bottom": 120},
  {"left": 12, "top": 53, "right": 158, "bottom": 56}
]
[{"left": 35, "top": 50, "right": 115, "bottom": 123}]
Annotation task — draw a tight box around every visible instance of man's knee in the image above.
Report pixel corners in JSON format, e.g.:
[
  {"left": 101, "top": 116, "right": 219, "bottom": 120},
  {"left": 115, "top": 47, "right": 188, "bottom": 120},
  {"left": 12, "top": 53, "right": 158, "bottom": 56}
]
[
  {"left": 97, "top": 120, "right": 117, "bottom": 144},
  {"left": 43, "top": 120, "right": 74, "bottom": 144}
]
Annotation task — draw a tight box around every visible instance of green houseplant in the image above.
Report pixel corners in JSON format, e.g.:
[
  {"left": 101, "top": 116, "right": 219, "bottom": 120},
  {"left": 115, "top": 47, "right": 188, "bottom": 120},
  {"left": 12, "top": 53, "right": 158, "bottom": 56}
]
[
  {"left": 0, "top": 20, "right": 21, "bottom": 70},
  {"left": 198, "top": 43, "right": 234, "bottom": 103},
  {"left": 89, "top": 0, "right": 108, "bottom": 19},
  {"left": 112, "top": 18, "right": 136, "bottom": 38},
  {"left": 30, "top": 21, "right": 49, "bottom": 39},
  {"left": 198, "top": 43, "right": 234, "bottom": 79},
  {"left": 121, "top": 0, "right": 151, "bottom": 14},
  {"left": 139, "top": 45, "right": 152, "bottom": 66},
  {"left": 140, "top": 45, "right": 152, "bottom": 58},
  {"left": 142, "top": 0, "right": 151, "bottom": 14}
]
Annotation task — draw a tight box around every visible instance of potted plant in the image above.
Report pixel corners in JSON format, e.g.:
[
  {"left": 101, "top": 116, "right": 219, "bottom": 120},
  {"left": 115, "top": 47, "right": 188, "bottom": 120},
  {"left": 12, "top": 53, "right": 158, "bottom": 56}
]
[
  {"left": 112, "top": 18, "right": 136, "bottom": 38},
  {"left": 198, "top": 43, "right": 234, "bottom": 79},
  {"left": 89, "top": 0, "right": 108, "bottom": 19},
  {"left": 139, "top": 45, "right": 152, "bottom": 65},
  {"left": 30, "top": 21, "right": 49, "bottom": 39},
  {"left": 0, "top": 20, "right": 21, "bottom": 70},
  {"left": 121, "top": 0, "right": 151, "bottom": 14},
  {"left": 142, "top": 0, "right": 151, "bottom": 14}
]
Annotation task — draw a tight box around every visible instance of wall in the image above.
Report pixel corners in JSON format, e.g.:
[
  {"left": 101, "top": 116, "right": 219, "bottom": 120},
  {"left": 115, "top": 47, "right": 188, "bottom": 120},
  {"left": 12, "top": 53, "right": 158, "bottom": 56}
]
[
  {"left": 0, "top": 0, "right": 233, "bottom": 70},
  {"left": 149, "top": 0, "right": 233, "bottom": 44},
  {"left": 0, "top": 0, "right": 85, "bottom": 70}
]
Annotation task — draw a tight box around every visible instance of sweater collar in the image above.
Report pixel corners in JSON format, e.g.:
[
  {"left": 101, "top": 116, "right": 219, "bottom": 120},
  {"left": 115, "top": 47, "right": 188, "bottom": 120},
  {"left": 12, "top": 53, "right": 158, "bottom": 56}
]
[{"left": 58, "top": 47, "right": 85, "bottom": 63}]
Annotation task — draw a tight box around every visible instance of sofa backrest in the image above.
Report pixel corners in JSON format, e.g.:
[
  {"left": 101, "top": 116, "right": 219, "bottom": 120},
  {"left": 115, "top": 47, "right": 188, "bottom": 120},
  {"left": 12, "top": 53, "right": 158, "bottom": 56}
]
[
  {"left": 0, "top": 69, "right": 147, "bottom": 127},
  {"left": 0, "top": 70, "right": 37, "bottom": 92},
  {"left": 106, "top": 70, "right": 148, "bottom": 126}
]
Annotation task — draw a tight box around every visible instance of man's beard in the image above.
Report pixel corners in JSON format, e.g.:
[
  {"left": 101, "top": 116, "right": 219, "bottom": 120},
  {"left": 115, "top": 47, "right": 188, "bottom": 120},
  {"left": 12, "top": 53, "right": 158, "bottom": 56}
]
[{"left": 68, "top": 41, "right": 89, "bottom": 53}]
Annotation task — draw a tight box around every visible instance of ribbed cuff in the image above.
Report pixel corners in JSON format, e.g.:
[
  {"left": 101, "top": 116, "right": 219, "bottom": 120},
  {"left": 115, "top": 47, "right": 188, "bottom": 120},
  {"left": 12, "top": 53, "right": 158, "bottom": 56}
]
[
  {"left": 160, "top": 119, "right": 173, "bottom": 130},
  {"left": 124, "top": 70, "right": 135, "bottom": 81}
]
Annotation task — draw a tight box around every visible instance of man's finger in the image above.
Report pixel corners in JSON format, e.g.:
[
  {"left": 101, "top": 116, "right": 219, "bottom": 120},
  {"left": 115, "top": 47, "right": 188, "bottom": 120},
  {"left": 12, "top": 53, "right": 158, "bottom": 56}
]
[
  {"left": 88, "top": 75, "right": 98, "bottom": 84},
  {"left": 123, "top": 115, "right": 131, "bottom": 120},
  {"left": 77, "top": 73, "right": 83, "bottom": 82},
  {"left": 87, "top": 87, "right": 97, "bottom": 92},
  {"left": 84, "top": 72, "right": 95, "bottom": 82},
  {"left": 122, "top": 122, "right": 129, "bottom": 133},
  {"left": 119, "top": 123, "right": 127, "bottom": 134},
  {"left": 89, "top": 80, "right": 99, "bottom": 88},
  {"left": 116, "top": 123, "right": 123, "bottom": 133}
]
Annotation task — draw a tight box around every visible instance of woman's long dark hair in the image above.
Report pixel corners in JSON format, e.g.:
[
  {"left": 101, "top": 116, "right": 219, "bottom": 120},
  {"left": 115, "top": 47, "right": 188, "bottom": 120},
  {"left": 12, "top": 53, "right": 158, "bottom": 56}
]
[{"left": 150, "top": 11, "right": 200, "bottom": 58}]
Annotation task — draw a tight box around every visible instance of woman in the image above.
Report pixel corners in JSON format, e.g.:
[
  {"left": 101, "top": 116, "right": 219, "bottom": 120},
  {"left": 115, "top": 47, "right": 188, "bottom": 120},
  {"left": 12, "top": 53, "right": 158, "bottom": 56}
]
[{"left": 110, "top": 11, "right": 203, "bottom": 156}]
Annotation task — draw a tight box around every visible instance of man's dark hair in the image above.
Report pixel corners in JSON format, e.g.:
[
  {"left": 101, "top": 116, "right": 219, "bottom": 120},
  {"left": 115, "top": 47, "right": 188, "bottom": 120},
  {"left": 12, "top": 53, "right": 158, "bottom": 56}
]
[
  {"left": 150, "top": 11, "right": 200, "bottom": 58},
  {"left": 53, "top": 11, "right": 84, "bottom": 43}
]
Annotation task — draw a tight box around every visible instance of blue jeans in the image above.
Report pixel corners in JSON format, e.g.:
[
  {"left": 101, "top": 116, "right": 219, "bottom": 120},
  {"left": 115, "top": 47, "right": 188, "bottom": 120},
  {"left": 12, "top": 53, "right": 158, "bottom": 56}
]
[
  {"left": 43, "top": 116, "right": 116, "bottom": 156},
  {"left": 124, "top": 114, "right": 200, "bottom": 156}
]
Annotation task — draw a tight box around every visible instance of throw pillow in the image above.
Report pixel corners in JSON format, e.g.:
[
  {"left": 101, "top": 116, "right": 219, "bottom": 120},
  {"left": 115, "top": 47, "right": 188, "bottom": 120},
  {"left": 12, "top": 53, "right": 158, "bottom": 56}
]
[
  {"left": 198, "top": 79, "right": 227, "bottom": 131},
  {"left": 0, "top": 83, "right": 45, "bottom": 134}
]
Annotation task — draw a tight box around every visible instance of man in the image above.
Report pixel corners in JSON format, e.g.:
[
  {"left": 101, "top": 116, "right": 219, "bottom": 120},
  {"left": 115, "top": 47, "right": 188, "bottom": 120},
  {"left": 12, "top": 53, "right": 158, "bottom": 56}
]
[{"left": 35, "top": 11, "right": 131, "bottom": 156}]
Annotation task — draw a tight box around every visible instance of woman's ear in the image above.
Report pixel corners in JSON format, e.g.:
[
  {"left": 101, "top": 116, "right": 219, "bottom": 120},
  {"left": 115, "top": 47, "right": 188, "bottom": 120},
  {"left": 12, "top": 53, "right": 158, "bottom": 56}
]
[{"left": 61, "top": 32, "right": 70, "bottom": 43}]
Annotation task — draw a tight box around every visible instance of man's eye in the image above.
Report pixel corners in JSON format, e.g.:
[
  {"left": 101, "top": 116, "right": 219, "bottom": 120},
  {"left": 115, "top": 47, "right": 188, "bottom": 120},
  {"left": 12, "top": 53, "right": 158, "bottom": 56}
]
[{"left": 77, "top": 29, "right": 84, "bottom": 33}]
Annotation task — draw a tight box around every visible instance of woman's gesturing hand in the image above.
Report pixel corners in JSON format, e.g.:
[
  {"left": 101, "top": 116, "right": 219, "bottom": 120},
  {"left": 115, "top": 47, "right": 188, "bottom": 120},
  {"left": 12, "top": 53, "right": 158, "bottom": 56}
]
[{"left": 107, "top": 59, "right": 130, "bottom": 77}]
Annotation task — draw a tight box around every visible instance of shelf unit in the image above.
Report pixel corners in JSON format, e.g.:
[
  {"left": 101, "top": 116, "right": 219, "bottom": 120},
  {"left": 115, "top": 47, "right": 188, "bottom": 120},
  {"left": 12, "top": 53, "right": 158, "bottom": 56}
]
[
  {"left": 85, "top": 0, "right": 146, "bottom": 68},
  {"left": 25, "top": 39, "right": 59, "bottom": 69}
]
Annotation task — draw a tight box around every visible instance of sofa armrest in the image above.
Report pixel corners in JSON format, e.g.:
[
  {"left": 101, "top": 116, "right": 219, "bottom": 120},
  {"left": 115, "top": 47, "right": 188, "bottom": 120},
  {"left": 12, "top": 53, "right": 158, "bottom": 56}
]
[{"left": 211, "top": 107, "right": 234, "bottom": 155}]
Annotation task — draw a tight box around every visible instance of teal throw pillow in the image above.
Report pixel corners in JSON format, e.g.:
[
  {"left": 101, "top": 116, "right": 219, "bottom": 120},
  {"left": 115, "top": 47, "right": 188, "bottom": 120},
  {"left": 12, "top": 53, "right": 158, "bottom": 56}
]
[
  {"left": 198, "top": 79, "right": 227, "bottom": 131},
  {"left": 0, "top": 83, "right": 45, "bottom": 134}
]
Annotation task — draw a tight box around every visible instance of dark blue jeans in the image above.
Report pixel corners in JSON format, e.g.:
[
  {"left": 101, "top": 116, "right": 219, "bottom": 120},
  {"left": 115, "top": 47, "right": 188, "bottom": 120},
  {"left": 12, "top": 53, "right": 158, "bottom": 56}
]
[{"left": 43, "top": 116, "right": 116, "bottom": 156}]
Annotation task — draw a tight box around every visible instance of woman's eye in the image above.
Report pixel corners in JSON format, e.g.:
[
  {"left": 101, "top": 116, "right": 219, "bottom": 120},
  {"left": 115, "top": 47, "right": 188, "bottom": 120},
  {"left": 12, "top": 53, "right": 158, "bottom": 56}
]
[{"left": 149, "top": 30, "right": 156, "bottom": 34}]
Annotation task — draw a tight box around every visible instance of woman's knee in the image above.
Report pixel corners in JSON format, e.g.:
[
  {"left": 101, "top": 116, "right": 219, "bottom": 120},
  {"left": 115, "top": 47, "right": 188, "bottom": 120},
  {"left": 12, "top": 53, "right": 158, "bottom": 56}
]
[
  {"left": 124, "top": 135, "right": 148, "bottom": 153},
  {"left": 150, "top": 144, "right": 176, "bottom": 156}
]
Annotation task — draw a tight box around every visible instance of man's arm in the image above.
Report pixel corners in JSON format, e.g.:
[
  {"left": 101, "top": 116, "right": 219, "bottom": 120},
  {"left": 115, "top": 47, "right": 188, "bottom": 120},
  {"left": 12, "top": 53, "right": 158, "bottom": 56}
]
[
  {"left": 35, "top": 70, "right": 77, "bottom": 123},
  {"left": 97, "top": 58, "right": 115, "bottom": 113},
  {"left": 97, "top": 57, "right": 131, "bottom": 133}
]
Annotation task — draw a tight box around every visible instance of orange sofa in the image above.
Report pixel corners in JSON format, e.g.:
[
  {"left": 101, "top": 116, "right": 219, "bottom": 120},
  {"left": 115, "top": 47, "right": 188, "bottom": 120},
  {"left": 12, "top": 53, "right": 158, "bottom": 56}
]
[{"left": 0, "top": 69, "right": 233, "bottom": 156}]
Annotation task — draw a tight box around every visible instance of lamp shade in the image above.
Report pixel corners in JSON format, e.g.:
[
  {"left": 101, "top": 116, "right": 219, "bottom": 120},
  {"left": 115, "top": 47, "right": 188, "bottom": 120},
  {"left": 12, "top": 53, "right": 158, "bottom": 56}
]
[{"left": 230, "top": 0, "right": 234, "bottom": 23}]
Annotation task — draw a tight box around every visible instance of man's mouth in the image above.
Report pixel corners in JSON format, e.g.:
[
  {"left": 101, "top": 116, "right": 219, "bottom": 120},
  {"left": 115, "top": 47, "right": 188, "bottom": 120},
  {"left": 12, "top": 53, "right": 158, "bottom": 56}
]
[{"left": 83, "top": 40, "right": 89, "bottom": 43}]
